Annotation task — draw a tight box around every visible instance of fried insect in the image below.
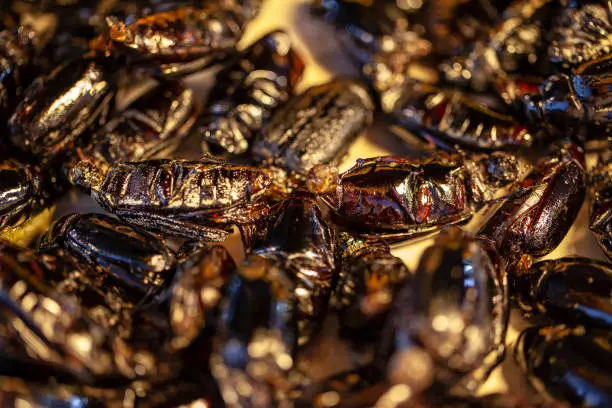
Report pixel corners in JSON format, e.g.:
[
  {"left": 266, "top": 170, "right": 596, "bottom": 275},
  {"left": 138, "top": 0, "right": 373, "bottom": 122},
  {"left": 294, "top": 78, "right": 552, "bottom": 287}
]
[
  {"left": 71, "top": 81, "right": 199, "bottom": 172},
  {"left": 312, "top": 0, "right": 505, "bottom": 63},
  {"left": 100, "top": 1, "right": 262, "bottom": 78},
  {"left": 311, "top": 0, "right": 509, "bottom": 111},
  {"left": 513, "top": 256, "right": 612, "bottom": 329},
  {"left": 377, "top": 228, "right": 508, "bottom": 396},
  {"left": 440, "top": 0, "right": 557, "bottom": 94},
  {"left": 198, "top": 30, "right": 304, "bottom": 154},
  {"left": 0, "top": 239, "right": 154, "bottom": 383},
  {"left": 522, "top": 55, "right": 612, "bottom": 140},
  {"left": 38, "top": 213, "right": 176, "bottom": 311},
  {"left": 69, "top": 158, "right": 273, "bottom": 242},
  {"left": 515, "top": 325, "right": 612, "bottom": 408},
  {"left": 332, "top": 233, "right": 409, "bottom": 344},
  {"left": 391, "top": 79, "right": 537, "bottom": 150},
  {"left": 479, "top": 144, "right": 586, "bottom": 271},
  {"left": 252, "top": 78, "right": 374, "bottom": 188},
  {"left": 170, "top": 244, "right": 236, "bottom": 349},
  {"left": 322, "top": 152, "right": 522, "bottom": 242},
  {"left": 211, "top": 254, "right": 298, "bottom": 408},
  {"left": 0, "top": 160, "right": 48, "bottom": 232},
  {"left": 212, "top": 193, "right": 336, "bottom": 407},
  {"left": 253, "top": 193, "right": 336, "bottom": 346},
  {"left": 8, "top": 57, "right": 116, "bottom": 164}
]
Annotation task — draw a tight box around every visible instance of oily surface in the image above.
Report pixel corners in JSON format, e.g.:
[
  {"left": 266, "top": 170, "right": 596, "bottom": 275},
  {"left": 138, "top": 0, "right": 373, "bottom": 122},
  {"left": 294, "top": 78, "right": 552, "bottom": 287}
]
[{"left": 53, "top": 0, "right": 608, "bottom": 396}]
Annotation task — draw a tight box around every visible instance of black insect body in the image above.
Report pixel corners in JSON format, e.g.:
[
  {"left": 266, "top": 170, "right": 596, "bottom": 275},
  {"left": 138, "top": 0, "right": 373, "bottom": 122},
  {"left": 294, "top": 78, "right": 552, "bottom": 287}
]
[
  {"left": 332, "top": 233, "right": 409, "bottom": 344},
  {"left": 72, "top": 81, "right": 199, "bottom": 172},
  {"left": 252, "top": 78, "right": 374, "bottom": 186},
  {"left": 0, "top": 160, "right": 49, "bottom": 232},
  {"left": 512, "top": 256, "right": 612, "bottom": 329},
  {"left": 69, "top": 158, "right": 273, "bottom": 242},
  {"left": 253, "top": 193, "right": 336, "bottom": 346},
  {"left": 38, "top": 213, "right": 177, "bottom": 311},
  {"left": 198, "top": 30, "right": 305, "bottom": 154},
  {"left": 170, "top": 244, "right": 236, "bottom": 349},
  {"left": 522, "top": 55, "right": 612, "bottom": 140},
  {"left": 323, "top": 152, "right": 523, "bottom": 242},
  {"left": 311, "top": 0, "right": 513, "bottom": 112},
  {"left": 515, "top": 325, "right": 612, "bottom": 408},
  {"left": 391, "top": 79, "right": 537, "bottom": 150},
  {"left": 377, "top": 227, "right": 508, "bottom": 397},
  {"left": 8, "top": 57, "right": 116, "bottom": 164},
  {"left": 0, "top": 239, "right": 152, "bottom": 384},
  {"left": 212, "top": 193, "right": 336, "bottom": 407},
  {"left": 211, "top": 254, "right": 299, "bottom": 408}
]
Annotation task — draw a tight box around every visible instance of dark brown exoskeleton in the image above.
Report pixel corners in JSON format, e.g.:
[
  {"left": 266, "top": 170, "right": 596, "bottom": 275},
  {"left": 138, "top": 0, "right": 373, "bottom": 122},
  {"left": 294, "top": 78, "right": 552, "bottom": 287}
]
[
  {"left": 391, "top": 79, "right": 538, "bottom": 151},
  {"left": 0, "top": 239, "right": 156, "bottom": 384},
  {"left": 479, "top": 144, "right": 586, "bottom": 273},
  {"left": 38, "top": 213, "right": 177, "bottom": 315},
  {"left": 99, "top": 1, "right": 262, "bottom": 78},
  {"left": 69, "top": 81, "right": 199, "bottom": 172},
  {"left": 212, "top": 193, "right": 335, "bottom": 407},
  {"left": 512, "top": 256, "right": 612, "bottom": 329},
  {"left": 7, "top": 56, "right": 116, "bottom": 165},
  {"left": 377, "top": 227, "right": 508, "bottom": 397},
  {"left": 521, "top": 54, "right": 612, "bottom": 141},
  {"left": 549, "top": 0, "right": 612, "bottom": 68},
  {"left": 515, "top": 325, "right": 612, "bottom": 408},
  {"left": 252, "top": 78, "right": 374, "bottom": 191},
  {"left": 169, "top": 244, "right": 236, "bottom": 349},
  {"left": 68, "top": 158, "right": 273, "bottom": 242},
  {"left": 322, "top": 152, "right": 523, "bottom": 242},
  {"left": 589, "top": 152, "right": 612, "bottom": 260},
  {"left": 197, "top": 30, "right": 305, "bottom": 154},
  {"left": 332, "top": 232, "right": 409, "bottom": 345}
]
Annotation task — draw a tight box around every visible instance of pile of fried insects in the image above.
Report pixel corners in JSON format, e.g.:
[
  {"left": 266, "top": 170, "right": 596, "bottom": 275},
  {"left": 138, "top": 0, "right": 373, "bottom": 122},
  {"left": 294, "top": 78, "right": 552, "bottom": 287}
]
[{"left": 0, "top": 0, "right": 610, "bottom": 406}]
